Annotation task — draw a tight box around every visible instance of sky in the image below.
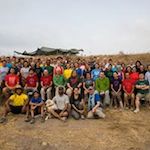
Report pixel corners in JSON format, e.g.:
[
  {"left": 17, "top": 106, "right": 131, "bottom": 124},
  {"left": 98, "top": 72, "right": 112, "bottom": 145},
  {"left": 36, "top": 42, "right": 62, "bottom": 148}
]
[{"left": 0, "top": 0, "right": 150, "bottom": 55}]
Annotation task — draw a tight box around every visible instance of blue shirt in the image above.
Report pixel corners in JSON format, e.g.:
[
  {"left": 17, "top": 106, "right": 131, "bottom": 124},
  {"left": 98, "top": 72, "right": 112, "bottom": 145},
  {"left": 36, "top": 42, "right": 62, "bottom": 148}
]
[
  {"left": 88, "top": 91, "right": 101, "bottom": 110},
  {"left": 30, "top": 97, "right": 42, "bottom": 103}
]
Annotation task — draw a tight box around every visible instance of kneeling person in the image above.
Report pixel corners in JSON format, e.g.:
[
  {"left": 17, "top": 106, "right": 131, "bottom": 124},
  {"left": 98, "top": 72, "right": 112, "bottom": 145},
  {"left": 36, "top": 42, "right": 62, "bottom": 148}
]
[
  {"left": 0, "top": 85, "right": 29, "bottom": 123},
  {"left": 87, "top": 86, "right": 105, "bottom": 119}
]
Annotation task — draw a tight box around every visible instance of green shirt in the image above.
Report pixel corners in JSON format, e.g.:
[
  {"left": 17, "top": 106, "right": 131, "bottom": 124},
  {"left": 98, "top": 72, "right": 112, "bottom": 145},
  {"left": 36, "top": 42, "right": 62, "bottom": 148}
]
[
  {"left": 45, "top": 66, "right": 53, "bottom": 75},
  {"left": 136, "top": 80, "right": 149, "bottom": 94},
  {"left": 53, "top": 75, "right": 66, "bottom": 87},
  {"left": 95, "top": 77, "right": 110, "bottom": 92}
]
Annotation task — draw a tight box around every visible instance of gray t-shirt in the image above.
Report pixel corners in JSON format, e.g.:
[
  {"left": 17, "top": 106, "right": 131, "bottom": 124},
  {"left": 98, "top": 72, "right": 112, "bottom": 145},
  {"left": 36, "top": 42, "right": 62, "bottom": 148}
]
[{"left": 52, "top": 94, "right": 69, "bottom": 110}]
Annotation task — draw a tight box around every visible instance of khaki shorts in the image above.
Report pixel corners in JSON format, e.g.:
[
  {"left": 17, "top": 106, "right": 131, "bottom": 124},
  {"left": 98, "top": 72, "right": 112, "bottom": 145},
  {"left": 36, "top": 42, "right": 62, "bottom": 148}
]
[{"left": 136, "top": 93, "right": 150, "bottom": 101}]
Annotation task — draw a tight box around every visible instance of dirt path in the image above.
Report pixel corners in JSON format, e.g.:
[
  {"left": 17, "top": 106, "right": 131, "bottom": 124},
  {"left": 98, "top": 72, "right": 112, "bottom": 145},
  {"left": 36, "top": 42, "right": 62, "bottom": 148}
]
[{"left": 0, "top": 108, "right": 150, "bottom": 150}]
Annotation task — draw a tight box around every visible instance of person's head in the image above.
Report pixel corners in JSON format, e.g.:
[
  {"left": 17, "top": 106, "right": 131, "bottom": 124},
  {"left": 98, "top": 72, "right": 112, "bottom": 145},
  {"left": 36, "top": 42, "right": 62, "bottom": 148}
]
[
  {"left": 66, "top": 63, "right": 70, "bottom": 69},
  {"left": 43, "top": 69, "right": 49, "bottom": 76},
  {"left": 140, "top": 65, "right": 145, "bottom": 71},
  {"left": 125, "top": 72, "right": 130, "bottom": 79},
  {"left": 99, "top": 71, "right": 105, "bottom": 79},
  {"left": 113, "top": 71, "right": 118, "bottom": 79},
  {"left": 10, "top": 68, "right": 15, "bottom": 74},
  {"left": 147, "top": 64, "right": 150, "bottom": 71},
  {"left": 126, "top": 66, "right": 132, "bottom": 73},
  {"left": 73, "top": 88, "right": 80, "bottom": 95},
  {"left": 74, "top": 62, "right": 79, "bottom": 68},
  {"left": 33, "top": 91, "right": 40, "bottom": 99},
  {"left": 58, "top": 86, "right": 64, "bottom": 96},
  {"left": 23, "top": 61, "right": 28, "bottom": 67},
  {"left": 55, "top": 69, "right": 61, "bottom": 75},
  {"left": 86, "top": 72, "right": 91, "bottom": 79},
  {"left": 135, "top": 60, "right": 141, "bottom": 67},
  {"left": 2, "top": 60, "right": 7, "bottom": 67},
  {"left": 15, "top": 86, "right": 23, "bottom": 95},
  {"left": 46, "top": 60, "right": 50, "bottom": 66},
  {"left": 88, "top": 86, "right": 94, "bottom": 95},
  {"left": 71, "top": 70, "right": 77, "bottom": 77},
  {"left": 108, "top": 64, "right": 112, "bottom": 70},
  {"left": 132, "top": 67, "right": 137, "bottom": 73},
  {"left": 95, "top": 64, "right": 99, "bottom": 69},
  {"left": 29, "top": 68, "right": 35, "bottom": 75},
  {"left": 139, "top": 73, "right": 145, "bottom": 80}
]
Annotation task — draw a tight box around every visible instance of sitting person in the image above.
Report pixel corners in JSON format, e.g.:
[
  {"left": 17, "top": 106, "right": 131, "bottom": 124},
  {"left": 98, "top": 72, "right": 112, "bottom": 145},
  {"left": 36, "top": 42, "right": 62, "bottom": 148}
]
[
  {"left": 49, "top": 86, "right": 70, "bottom": 121},
  {"left": 70, "top": 88, "right": 85, "bottom": 120},
  {"left": 83, "top": 72, "right": 95, "bottom": 101},
  {"left": 66, "top": 70, "right": 82, "bottom": 97},
  {"left": 134, "top": 73, "right": 150, "bottom": 113},
  {"left": 3, "top": 67, "right": 19, "bottom": 94},
  {"left": 123, "top": 72, "right": 135, "bottom": 109},
  {"left": 111, "top": 72, "right": 123, "bottom": 109},
  {"left": 95, "top": 71, "right": 110, "bottom": 106},
  {"left": 0, "top": 85, "right": 29, "bottom": 123},
  {"left": 40, "top": 69, "right": 53, "bottom": 101},
  {"left": 87, "top": 86, "right": 105, "bottom": 119},
  {"left": 53, "top": 70, "right": 66, "bottom": 96},
  {"left": 25, "top": 68, "right": 38, "bottom": 96},
  {"left": 29, "top": 91, "right": 45, "bottom": 124}
]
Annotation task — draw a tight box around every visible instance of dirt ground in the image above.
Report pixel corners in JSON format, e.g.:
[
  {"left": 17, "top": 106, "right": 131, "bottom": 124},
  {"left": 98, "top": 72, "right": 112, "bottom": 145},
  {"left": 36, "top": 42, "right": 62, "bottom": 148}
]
[{"left": 0, "top": 107, "right": 150, "bottom": 150}]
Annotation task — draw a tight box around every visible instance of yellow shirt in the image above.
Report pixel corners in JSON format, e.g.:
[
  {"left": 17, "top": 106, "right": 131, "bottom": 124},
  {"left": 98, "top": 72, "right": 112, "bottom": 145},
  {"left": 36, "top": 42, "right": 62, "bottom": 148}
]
[
  {"left": 63, "top": 69, "right": 72, "bottom": 79},
  {"left": 9, "top": 93, "right": 28, "bottom": 106}
]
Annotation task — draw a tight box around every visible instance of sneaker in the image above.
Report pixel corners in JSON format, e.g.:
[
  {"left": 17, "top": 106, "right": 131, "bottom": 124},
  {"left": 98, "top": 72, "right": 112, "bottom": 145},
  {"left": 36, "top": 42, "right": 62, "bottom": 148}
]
[
  {"left": 61, "top": 117, "right": 67, "bottom": 122},
  {"left": 134, "top": 109, "right": 140, "bottom": 113},
  {"left": 24, "top": 117, "right": 31, "bottom": 122},
  {"left": 81, "top": 115, "right": 85, "bottom": 120},
  {"left": 30, "top": 118, "right": 35, "bottom": 124},
  {"left": 0, "top": 117, "right": 6, "bottom": 123}
]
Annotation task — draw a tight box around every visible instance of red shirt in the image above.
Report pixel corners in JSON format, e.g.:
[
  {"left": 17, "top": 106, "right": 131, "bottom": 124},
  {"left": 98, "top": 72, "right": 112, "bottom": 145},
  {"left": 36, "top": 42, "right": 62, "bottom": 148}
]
[
  {"left": 122, "top": 79, "right": 134, "bottom": 93},
  {"left": 26, "top": 74, "right": 38, "bottom": 87},
  {"left": 5, "top": 74, "right": 19, "bottom": 88},
  {"left": 130, "top": 72, "right": 139, "bottom": 84},
  {"left": 41, "top": 75, "right": 52, "bottom": 86}
]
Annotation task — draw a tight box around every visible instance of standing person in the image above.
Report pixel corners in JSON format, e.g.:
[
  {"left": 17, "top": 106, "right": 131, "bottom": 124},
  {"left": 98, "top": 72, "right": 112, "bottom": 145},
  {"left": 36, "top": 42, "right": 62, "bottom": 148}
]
[
  {"left": 29, "top": 91, "right": 45, "bottom": 124},
  {"left": 63, "top": 63, "right": 73, "bottom": 80},
  {"left": 35, "top": 62, "right": 43, "bottom": 82},
  {"left": 95, "top": 72, "right": 110, "bottom": 106},
  {"left": 145, "top": 64, "right": 150, "bottom": 86},
  {"left": 111, "top": 72, "right": 123, "bottom": 109},
  {"left": 0, "top": 60, "right": 9, "bottom": 87},
  {"left": 0, "top": 86, "right": 29, "bottom": 123},
  {"left": 53, "top": 60, "right": 64, "bottom": 75},
  {"left": 134, "top": 73, "right": 150, "bottom": 113},
  {"left": 123, "top": 72, "right": 135, "bottom": 109},
  {"left": 139, "top": 65, "right": 146, "bottom": 75},
  {"left": 70, "top": 88, "right": 85, "bottom": 120},
  {"left": 135, "top": 60, "right": 142, "bottom": 73},
  {"left": 40, "top": 70, "right": 53, "bottom": 101},
  {"left": 130, "top": 67, "right": 139, "bottom": 85},
  {"left": 87, "top": 86, "right": 105, "bottom": 119},
  {"left": 91, "top": 64, "right": 101, "bottom": 81},
  {"left": 45, "top": 59, "right": 54, "bottom": 76},
  {"left": 105, "top": 64, "right": 113, "bottom": 81},
  {"left": 49, "top": 86, "right": 70, "bottom": 121}
]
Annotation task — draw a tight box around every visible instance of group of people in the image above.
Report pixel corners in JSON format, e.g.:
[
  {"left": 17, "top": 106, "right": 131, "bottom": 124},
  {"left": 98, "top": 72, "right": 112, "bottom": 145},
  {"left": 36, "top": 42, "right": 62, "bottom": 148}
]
[{"left": 0, "top": 56, "right": 149, "bottom": 124}]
